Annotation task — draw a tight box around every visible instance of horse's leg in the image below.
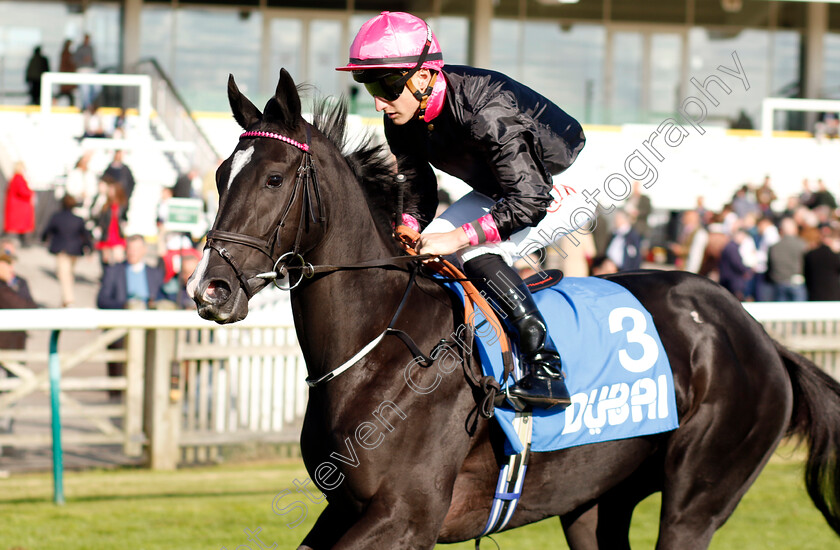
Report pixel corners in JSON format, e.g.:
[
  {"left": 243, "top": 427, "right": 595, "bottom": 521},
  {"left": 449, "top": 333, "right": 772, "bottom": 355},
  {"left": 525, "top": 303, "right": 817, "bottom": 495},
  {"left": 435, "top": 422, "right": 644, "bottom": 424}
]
[
  {"left": 655, "top": 337, "right": 791, "bottom": 549},
  {"left": 561, "top": 460, "right": 661, "bottom": 550},
  {"left": 561, "top": 504, "right": 599, "bottom": 550},
  {"left": 297, "top": 502, "right": 356, "bottom": 550},
  {"left": 327, "top": 488, "right": 452, "bottom": 550}
]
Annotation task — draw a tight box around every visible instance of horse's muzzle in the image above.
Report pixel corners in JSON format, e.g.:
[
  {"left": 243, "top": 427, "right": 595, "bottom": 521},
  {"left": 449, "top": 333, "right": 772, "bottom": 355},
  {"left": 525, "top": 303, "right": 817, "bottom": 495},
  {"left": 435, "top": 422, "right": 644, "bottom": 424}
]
[{"left": 193, "top": 276, "right": 250, "bottom": 324}]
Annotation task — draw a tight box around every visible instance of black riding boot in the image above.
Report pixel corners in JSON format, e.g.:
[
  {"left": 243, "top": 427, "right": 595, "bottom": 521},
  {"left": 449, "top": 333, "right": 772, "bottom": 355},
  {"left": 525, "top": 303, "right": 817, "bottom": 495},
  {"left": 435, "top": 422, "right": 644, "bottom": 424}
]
[{"left": 463, "top": 254, "right": 571, "bottom": 410}]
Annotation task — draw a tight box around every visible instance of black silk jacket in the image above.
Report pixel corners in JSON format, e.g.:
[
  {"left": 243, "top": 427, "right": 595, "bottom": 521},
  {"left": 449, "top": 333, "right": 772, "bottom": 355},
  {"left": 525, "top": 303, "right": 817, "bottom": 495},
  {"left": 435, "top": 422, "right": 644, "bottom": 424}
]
[{"left": 384, "top": 65, "right": 586, "bottom": 240}]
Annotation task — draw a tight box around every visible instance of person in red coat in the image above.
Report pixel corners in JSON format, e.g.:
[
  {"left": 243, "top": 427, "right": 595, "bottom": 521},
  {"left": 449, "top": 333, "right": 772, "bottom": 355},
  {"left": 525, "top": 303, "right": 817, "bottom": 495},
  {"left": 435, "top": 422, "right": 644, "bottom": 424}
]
[{"left": 3, "top": 162, "right": 35, "bottom": 245}]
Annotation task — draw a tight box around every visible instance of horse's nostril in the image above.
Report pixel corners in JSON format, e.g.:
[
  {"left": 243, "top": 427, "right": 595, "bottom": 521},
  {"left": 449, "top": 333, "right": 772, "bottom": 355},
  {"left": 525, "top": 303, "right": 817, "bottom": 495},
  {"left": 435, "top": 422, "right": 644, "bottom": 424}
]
[{"left": 205, "top": 280, "right": 232, "bottom": 304}]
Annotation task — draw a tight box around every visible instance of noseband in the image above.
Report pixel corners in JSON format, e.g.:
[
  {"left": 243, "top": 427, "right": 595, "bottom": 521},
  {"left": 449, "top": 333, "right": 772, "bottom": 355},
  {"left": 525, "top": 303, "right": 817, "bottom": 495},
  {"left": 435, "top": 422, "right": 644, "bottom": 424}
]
[{"left": 205, "top": 126, "right": 325, "bottom": 296}]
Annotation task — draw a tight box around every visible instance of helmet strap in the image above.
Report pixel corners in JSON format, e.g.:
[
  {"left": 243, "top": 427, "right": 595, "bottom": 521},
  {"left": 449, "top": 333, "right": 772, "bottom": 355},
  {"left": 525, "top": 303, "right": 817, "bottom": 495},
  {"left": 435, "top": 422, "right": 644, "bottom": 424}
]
[{"left": 408, "top": 72, "right": 438, "bottom": 121}]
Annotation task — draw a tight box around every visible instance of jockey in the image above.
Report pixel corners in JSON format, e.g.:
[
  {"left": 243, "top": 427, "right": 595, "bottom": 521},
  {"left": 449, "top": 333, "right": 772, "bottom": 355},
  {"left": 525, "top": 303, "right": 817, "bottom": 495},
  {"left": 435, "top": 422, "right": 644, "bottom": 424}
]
[{"left": 337, "top": 12, "right": 585, "bottom": 409}]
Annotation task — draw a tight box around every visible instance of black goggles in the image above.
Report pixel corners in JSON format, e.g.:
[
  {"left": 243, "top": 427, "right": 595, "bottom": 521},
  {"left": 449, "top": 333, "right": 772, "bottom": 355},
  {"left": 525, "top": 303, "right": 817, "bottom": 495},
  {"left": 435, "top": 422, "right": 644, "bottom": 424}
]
[{"left": 353, "top": 70, "right": 410, "bottom": 101}]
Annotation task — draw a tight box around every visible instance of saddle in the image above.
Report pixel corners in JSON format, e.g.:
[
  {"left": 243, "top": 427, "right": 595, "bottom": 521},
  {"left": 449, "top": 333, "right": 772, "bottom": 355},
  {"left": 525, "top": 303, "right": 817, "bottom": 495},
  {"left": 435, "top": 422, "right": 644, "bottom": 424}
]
[{"left": 393, "top": 225, "right": 562, "bottom": 414}]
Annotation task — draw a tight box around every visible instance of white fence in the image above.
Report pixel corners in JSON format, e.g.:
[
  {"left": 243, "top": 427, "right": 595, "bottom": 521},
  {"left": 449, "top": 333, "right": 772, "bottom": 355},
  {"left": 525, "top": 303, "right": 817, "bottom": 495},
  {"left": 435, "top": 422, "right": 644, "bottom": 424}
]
[
  {"left": 0, "top": 303, "right": 839, "bottom": 469},
  {"left": 0, "top": 309, "right": 305, "bottom": 469}
]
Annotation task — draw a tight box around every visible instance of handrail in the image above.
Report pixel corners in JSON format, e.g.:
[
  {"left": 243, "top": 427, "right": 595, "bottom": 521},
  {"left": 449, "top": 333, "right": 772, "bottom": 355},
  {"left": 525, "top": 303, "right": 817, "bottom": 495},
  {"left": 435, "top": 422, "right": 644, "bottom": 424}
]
[
  {"left": 133, "top": 57, "right": 221, "bottom": 177},
  {"left": 0, "top": 308, "right": 292, "bottom": 331}
]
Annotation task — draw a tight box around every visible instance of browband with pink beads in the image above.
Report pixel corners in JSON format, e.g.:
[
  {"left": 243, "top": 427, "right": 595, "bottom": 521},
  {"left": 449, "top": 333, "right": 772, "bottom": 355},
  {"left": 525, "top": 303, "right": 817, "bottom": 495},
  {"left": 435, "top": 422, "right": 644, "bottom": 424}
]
[{"left": 240, "top": 131, "right": 310, "bottom": 153}]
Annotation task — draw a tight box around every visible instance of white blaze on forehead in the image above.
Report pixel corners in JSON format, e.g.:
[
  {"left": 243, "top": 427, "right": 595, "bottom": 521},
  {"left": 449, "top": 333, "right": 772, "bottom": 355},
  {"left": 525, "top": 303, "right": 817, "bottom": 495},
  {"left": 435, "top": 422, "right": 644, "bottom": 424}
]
[
  {"left": 227, "top": 146, "right": 254, "bottom": 190},
  {"left": 186, "top": 249, "right": 211, "bottom": 299}
]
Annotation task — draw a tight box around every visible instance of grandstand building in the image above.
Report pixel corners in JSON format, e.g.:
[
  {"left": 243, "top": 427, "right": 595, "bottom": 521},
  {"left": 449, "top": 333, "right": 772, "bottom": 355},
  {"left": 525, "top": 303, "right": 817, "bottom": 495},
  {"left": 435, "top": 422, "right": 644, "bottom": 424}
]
[{"left": 1, "top": 0, "right": 840, "bottom": 224}]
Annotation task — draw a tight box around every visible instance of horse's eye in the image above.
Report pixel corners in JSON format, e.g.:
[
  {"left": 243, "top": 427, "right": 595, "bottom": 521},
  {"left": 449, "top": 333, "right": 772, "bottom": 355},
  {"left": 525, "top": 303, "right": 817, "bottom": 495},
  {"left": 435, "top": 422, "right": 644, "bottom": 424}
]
[{"left": 266, "top": 174, "right": 283, "bottom": 188}]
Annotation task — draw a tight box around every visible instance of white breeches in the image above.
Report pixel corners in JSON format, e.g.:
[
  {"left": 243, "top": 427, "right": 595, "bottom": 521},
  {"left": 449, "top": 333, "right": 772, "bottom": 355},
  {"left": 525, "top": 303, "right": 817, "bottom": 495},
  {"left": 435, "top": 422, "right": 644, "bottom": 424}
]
[{"left": 423, "top": 187, "right": 590, "bottom": 266}]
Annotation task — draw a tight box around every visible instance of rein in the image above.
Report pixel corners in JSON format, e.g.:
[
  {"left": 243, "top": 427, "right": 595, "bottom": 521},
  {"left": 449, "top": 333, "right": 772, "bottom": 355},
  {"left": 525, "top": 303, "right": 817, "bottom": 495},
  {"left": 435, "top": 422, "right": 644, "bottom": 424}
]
[{"left": 203, "top": 128, "right": 510, "bottom": 412}]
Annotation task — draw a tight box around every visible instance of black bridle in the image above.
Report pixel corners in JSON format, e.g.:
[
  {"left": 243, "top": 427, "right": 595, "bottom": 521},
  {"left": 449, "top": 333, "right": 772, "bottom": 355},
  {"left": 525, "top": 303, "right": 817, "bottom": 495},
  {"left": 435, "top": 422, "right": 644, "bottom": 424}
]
[
  {"left": 205, "top": 124, "right": 435, "bottom": 296},
  {"left": 205, "top": 125, "right": 324, "bottom": 297}
]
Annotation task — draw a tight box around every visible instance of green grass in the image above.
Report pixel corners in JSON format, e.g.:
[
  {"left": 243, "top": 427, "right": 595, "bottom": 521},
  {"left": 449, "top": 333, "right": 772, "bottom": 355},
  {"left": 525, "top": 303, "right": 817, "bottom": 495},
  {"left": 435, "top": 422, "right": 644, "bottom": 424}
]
[{"left": 0, "top": 447, "right": 837, "bottom": 549}]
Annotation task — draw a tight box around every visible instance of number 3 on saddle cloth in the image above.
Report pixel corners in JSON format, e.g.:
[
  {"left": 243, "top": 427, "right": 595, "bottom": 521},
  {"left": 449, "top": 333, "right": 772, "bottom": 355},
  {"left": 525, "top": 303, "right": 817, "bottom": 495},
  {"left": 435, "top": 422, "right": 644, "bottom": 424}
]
[{"left": 442, "top": 274, "right": 680, "bottom": 455}]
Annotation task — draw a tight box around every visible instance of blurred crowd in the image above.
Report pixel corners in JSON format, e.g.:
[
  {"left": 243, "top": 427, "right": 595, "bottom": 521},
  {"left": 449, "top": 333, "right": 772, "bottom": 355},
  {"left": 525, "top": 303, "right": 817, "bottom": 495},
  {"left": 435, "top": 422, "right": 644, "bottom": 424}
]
[
  {"left": 517, "top": 176, "right": 840, "bottom": 303},
  {"left": 2, "top": 149, "right": 214, "bottom": 312},
  {"left": 666, "top": 177, "right": 840, "bottom": 302}
]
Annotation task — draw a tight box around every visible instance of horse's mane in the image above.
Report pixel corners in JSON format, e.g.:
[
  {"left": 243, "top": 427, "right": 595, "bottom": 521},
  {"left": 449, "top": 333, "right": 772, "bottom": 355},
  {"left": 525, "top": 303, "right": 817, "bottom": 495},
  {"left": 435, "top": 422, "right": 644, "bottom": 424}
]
[{"left": 310, "top": 99, "right": 418, "bottom": 234}]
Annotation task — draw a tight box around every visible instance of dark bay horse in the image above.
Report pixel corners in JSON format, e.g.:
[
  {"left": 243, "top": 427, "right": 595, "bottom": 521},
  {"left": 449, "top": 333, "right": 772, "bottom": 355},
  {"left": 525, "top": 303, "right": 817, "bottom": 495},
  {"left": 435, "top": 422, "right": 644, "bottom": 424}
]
[{"left": 189, "top": 69, "right": 840, "bottom": 549}]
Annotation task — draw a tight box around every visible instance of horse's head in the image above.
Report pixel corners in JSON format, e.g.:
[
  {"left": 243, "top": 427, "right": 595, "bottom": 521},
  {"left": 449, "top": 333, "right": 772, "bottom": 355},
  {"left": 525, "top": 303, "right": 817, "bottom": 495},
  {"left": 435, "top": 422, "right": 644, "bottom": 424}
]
[{"left": 189, "top": 69, "right": 329, "bottom": 323}]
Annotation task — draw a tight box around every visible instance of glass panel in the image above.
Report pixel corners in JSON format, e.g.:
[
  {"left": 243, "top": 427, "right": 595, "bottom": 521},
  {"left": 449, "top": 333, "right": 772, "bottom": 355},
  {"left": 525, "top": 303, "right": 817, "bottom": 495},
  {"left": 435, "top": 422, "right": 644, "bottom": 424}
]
[
  {"left": 526, "top": 0, "right": 603, "bottom": 22},
  {"left": 85, "top": 3, "right": 121, "bottom": 70},
  {"left": 772, "top": 30, "right": 800, "bottom": 98},
  {"left": 172, "top": 8, "right": 262, "bottom": 112},
  {"left": 432, "top": 16, "right": 469, "bottom": 66},
  {"left": 140, "top": 6, "right": 174, "bottom": 74},
  {"left": 609, "top": 31, "right": 643, "bottom": 124},
  {"left": 0, "top": 2, "right": 80, "bottom": 101},
  {"left": 824, "top": 32, "right": 840, "bottom": 100},
  {"left": 520, "top": 22, "right": 605, "bottom": 124},
  {"left": 490, "top": 18, "right": 523, "bottom": 81},
  {"left": 688, "top": 27, "right": 769, "bottom": 126},
  {"left": 693, "top": 0, "right": 770, "bottom": 28},
  {"left": 612, "top": 0, "right": 686, "bottom": 25},
  {"left": 650, "top": 33, "right": 682, "bottom": 119},
  {"left": 267, "top": 18, "right": 302, "bottom": 97},
  {"left": 308, "top": 19, "right": 343, "bottom": 99}
]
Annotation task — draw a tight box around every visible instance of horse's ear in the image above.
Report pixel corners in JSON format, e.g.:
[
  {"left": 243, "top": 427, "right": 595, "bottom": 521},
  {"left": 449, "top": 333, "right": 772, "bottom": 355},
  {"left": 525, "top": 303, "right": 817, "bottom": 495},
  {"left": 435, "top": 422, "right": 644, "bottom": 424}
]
[
  {"left": 263, "top": 68, "right": 301, "bottom": 126},
  {"left": 228, "top": 74, "right": 261, "bottom": 130}
]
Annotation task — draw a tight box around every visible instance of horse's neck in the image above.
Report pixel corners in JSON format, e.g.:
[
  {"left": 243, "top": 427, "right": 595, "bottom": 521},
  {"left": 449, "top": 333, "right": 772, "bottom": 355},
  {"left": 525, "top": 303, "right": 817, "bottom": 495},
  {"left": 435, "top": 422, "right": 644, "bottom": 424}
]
[{"left": 290, "top": 196, "right": 416, "bottom": 377}]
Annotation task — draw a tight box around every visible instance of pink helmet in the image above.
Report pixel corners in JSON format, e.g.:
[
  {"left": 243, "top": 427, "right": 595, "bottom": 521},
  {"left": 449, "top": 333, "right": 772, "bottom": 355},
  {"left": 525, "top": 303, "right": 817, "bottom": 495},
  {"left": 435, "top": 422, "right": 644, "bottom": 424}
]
[{"left": 336, "top": 12, "right": 444, "bottom": 73}]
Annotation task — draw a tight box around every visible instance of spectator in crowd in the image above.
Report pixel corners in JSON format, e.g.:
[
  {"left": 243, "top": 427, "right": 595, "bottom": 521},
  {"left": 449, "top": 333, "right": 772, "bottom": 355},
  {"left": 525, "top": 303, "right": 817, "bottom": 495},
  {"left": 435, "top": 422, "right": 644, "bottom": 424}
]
[
  {"left": 24, "top": 46, "right": 49, "bottom": 105},
  {"left": 56, "top": 39, "right": 77, "bottom": 106},
  {"left": 97, "top": 234, "right": 167, "bottom": 310},
  {"left": 699, "top": 222, "right": 729, "bottom": 281},
  {"left": 0, "top": 240, "right": 34, "bottom": 305},
  {"left": 812, "top": 179, "right": 837, "bottom": 210},
  {"left": 799, "top": 179, "right": 815, "bottom": 209},
  {"left": 753, "top": 216, "right": 780, "bottom": 301},
  {"left": 694, "top": 196, "right": 710, "bottom": 226},
  {"left": 102, "top": 150, "right": 136, "bottom": 201},
  {"left": 802, "top": 226, "right": 840, "bottom": 301},
  {"left": 81, "top": 105, "right": 107, "bottom": 139},
  {"left": 738, "top": 219, "right": 759, "bottom": 300},
  {"left": 63, "top": 151, "right": 98, "bottom": 219},
  {"left": 93, "top": 176, "right": 128, "bottom": 266},
  {"left": 768, "top": 217, "right": 807, "bottom": 302},
  {"left": 41, "top": 195, "right": 93, "bottom": 307},
  {"left": 97, "top": 234, "right": 167, "bottom": 400},
  {"left": 3, "top": 162, "right": 35, "bottom": 247},
  {"left": 590, "top": 255, "right": 618, "bottom": 276},
  {"left": 755, "top": 176, "right": 778, "bottom": 216},
  {"left": 605, "top": 209, "right": 642, "bottom": 272},
  {"left": 172, "top": 252, "right": 201, "bottom": 310},
  {"left": 731, "top": 185, "right": 759, "bottom": 219},
  {"left": 74, "top": 33, "right": 97, "bottom": 109},
  {"left": 718, "top": 228, "right": 752, "bottom": 301},
  {"left": 670, "top": 209, "right": 708, "bottom": 273},
  {"left": 625, "top": 181, "right": 652, "bottom": 242},
  {"left": 0, "top": 253, "right": 37, "bottom": 378},
  {"left": 173, "top": 168, "right": 201, "bottom": 199}
]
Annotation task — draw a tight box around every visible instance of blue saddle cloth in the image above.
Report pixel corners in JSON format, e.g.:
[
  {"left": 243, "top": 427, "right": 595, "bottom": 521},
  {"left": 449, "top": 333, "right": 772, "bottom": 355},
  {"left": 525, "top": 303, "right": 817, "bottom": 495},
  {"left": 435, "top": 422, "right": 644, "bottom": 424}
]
[{"left": 443, "top": 276, "right": 679, "bottom": 455}]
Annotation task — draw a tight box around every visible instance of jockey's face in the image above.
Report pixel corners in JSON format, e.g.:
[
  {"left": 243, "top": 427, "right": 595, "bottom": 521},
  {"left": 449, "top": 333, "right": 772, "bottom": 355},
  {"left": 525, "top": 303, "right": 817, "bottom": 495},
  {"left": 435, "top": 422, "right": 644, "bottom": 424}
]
[{"left": 372, "top": 69, "right": 432, "bottom": 125}]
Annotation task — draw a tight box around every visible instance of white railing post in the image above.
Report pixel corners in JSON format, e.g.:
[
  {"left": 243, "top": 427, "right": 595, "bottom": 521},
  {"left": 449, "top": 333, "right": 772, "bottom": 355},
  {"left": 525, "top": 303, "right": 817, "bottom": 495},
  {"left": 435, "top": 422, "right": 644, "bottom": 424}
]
[{"left": 144, "top": 324, "right": 181, "bottom": 470}]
